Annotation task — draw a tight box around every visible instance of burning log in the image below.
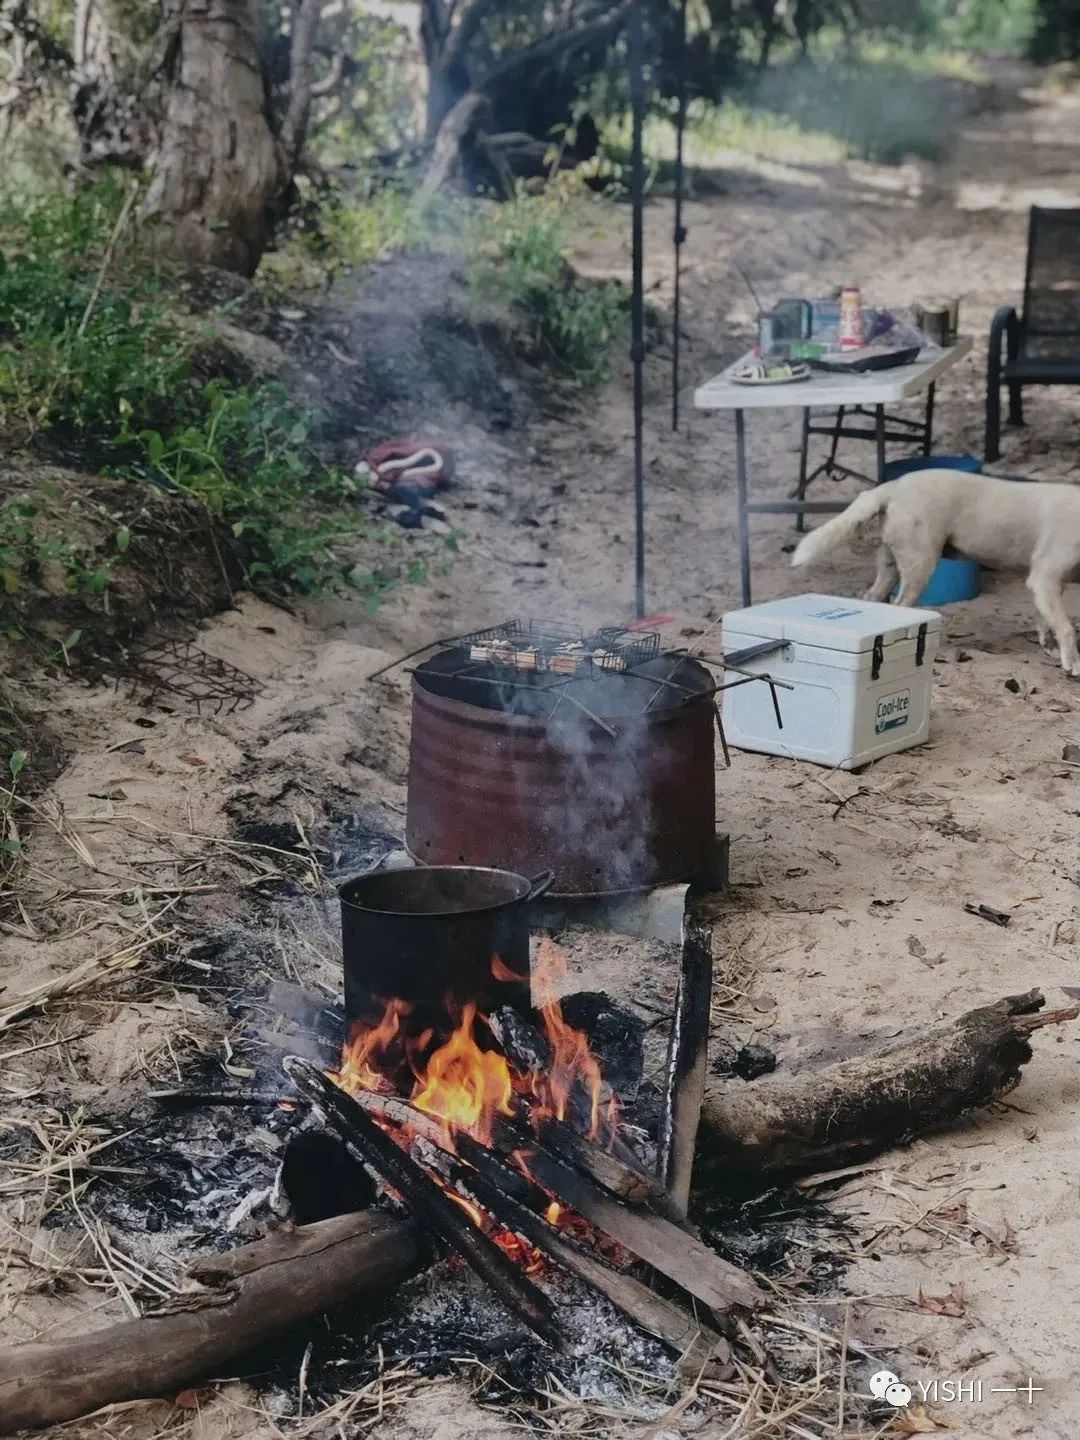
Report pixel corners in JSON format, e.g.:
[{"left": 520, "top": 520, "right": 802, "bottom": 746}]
[
  {"left": 334, "top": 1080, "right": 761, "bottom": 1317},
  {"left": 513, "top": 1136, "right": 764, "bottom": 1318},
  {"left": 531, "top": 1113, "right": 684, "bottom": 1221},
  {"left": 0, "top": 1212, "right": 421, "bottom": 1434},
  {"left": 283, "top": 1057, "right": 564, "bottom": 1350},
  {"left": 697, "top": 989, "right": 1080, "bottom": 1179},
  {"left": 658, "top": 894, "right": 713, "bottom": 1216},
  {"left": 432, "top": 1141, "right": 732, "bottom": 1375}
]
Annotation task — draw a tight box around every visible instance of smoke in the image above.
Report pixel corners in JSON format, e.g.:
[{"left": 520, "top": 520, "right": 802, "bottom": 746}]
[{"left": 544, "top": 697, "right": 658, "bottom": 892}]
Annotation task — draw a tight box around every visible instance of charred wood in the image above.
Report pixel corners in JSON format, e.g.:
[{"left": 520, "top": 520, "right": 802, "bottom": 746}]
[
  {"left": 435, "top": 1142, "right": 733, "bottom": 1375},
  {"left": 283, "top": 1057, "right": 563, "bottom": 1349},
  {"left": 658, "top": 894, "right": 713, "bottom": 1216}
]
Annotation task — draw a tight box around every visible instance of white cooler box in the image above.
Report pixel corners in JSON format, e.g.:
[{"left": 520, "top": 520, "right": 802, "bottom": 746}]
[{"left": 722, "top": 594, "right": 941, "bottom": 770}]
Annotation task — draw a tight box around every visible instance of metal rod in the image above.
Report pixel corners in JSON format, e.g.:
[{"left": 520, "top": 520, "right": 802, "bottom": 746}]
[
  {"left": 629, "top": 0, "right": 647, "bottom": 619},
  {"left": 746, "top": 500, "right": 848, "bottom": 516},
  {"left": 713, "top": 703, "right": 731, "bottom": 767},
  {"left": 923, "top": 381, "right": 936, "bottom": 456},
  {"left": 366, "top": 632, "right": 469, "bottom": 682},
  {"left": 795, "top": 407, "right": 810, "bottom": 533},
  {"left": 875, "top": 404, "right": 886, "bottom": 483},
  {"left": 735, "top": 407, "right": 750, "bottom": 606},
  {"left": 671, "top": 0, "right": 688, "bottom": 432}
]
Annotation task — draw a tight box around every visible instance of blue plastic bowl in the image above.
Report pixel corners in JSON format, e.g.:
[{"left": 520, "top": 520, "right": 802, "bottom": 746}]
[{"left": 880, "top": 454, "right": 982, "bottom": 604}]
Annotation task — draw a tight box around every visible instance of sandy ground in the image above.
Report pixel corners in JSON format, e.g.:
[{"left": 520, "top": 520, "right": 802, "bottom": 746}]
[{"left": 4, "top": 57, "right": 1080, "bottom": 1440}]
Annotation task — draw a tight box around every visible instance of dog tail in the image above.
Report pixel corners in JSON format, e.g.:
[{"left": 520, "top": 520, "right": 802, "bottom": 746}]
[{"left": 791, "top": 485, "right": 892, "bottom": 569}]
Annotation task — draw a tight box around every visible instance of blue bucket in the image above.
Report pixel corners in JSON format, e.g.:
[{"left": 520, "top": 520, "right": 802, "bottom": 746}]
[{"left": 880, "top": 454, "right": 982, "bottom": 605}]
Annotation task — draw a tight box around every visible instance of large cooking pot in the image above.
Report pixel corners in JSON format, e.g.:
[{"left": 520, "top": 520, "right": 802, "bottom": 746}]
[{"left": 339, "top": 864, "right": 553, "bottom": 1036}]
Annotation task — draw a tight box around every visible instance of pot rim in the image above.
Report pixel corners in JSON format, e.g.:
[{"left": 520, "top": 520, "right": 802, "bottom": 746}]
[{"left": 339, "top": 863, "right": 536, "bottom": 918}]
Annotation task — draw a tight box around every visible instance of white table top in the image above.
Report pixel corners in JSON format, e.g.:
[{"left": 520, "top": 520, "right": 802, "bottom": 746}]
[{"left": 693, "top": 336, "right": 973, "bottom": 411}]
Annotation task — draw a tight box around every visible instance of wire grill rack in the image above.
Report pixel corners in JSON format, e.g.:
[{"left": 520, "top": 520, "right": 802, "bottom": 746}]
[
  {"left": 117, "top": 637, "right": 261, "bottom": 715},
  {"left": 457, "top": 619, "right": 661, "bottom": 673}
]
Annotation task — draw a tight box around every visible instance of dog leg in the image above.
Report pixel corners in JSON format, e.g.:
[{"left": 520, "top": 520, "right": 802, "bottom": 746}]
[
  {"left": 1027, "top": 567, "right": 1080, "bottom": 677},
  {"left": 890, "top": 548, "right": 937, "bottom": 608},
  {"left": 863, "top": 546, "right": 899, "bottom": 602}
]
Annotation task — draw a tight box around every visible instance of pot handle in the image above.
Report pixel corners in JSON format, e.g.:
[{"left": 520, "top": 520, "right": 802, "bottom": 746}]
[{"left": 526, "top": 870, "right": 555, "bottom": 903}]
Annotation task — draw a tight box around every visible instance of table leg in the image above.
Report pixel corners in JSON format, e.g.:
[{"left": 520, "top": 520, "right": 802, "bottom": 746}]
[
  {"left": 735, "top": 408, "right": 751, "bottom": 607},
  {"left": 795, "top": 407, "right": 810, "bottom": 533},
  {"left": 923, "top": 382, "right": 936, "bottom": 456},
  {"left": 875, "top": 405, "right": 886, "bottom": 484}
]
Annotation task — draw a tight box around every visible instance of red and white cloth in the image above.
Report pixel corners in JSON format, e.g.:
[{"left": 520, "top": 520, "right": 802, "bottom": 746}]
[{"left": 354, "top": 440, "right": 454, "bottom": 495}]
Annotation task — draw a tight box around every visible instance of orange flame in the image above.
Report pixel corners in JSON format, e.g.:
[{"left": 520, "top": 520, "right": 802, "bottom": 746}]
[
  {"left": 331, "top": 934, "right": 620, "bottom": 1272},
  {"left": 532, "top": 936, "right": 608, "bottom": 1140},
  {"left": 411, "top": 1003, "right": 515, "bottom": 1147},
  {"left": 334, "top": 998, "right": 410, "bottom": 1095},
  {"left": 491, "top": 953, "right": 528, "bottom": 984}
]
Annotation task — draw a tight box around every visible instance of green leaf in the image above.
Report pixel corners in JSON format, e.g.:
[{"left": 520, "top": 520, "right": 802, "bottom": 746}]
[
  {"left": 142, "top": 430, "right": 165, "bottom": 464},
  {"left": 115, "top": 527, "right": 130, "bottom": 553},
  {"left": 1, "top": 568, "right": 19, "bottom": 595},
  {"left": 2, "top": 839, "right": 22, "bottom": 857},
  {"left": 9, "top": 749, "right": 27, "bottom": 779}
]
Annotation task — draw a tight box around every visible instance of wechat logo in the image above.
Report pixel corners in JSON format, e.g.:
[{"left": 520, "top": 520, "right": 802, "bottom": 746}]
[{"left": 870, "top": 1370, "right": 912, "bottom": 1408}]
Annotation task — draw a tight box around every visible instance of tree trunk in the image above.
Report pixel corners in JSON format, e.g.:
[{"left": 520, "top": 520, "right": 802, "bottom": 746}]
[
  {"left": 71, "top": 0, "right": 150, "bottom": 167},
  {"left": 142, "top": 0, "right": 281, "bottom": 274}
]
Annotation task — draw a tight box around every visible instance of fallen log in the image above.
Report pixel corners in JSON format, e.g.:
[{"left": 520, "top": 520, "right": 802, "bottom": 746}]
[
  {"left": 0, "top": 1211, "right": 422, "bottom": 1434},
  {"left": 417, "top": 91, "right": 492, "bottom": 200},
  {"left": 697, "top": 989, "right": 1079, "bottom": 1180}
]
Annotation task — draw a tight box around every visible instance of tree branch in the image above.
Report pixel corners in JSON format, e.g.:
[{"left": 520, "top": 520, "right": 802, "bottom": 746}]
[{"left": 279, "top": 0, "right": 321, "bottom": 166}]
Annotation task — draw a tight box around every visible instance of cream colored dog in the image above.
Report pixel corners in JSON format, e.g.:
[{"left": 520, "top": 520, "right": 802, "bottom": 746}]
[{"left": 792, "top": 470, "right": 1080, "bottom": 676}]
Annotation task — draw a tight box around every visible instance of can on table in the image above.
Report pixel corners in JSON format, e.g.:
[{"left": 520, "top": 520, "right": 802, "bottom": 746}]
[{"left": 839, "top": 285, "right": 865, "bottom": 350}]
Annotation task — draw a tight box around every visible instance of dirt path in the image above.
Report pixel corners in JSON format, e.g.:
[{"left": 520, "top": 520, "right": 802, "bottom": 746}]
[{"left": 4, "top": 59, "right": 1080, "bottom": 1440}]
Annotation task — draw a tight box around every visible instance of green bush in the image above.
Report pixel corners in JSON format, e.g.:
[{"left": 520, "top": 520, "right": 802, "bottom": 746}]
[
  {"left": 119, "top": 381, "right": 366, "bottom": 595},
  {"left": 468, "top": 185, "right": 624, "bottom": 384},
  {"left": 0, "top": 178, "right": 385, "bottom": 608}
]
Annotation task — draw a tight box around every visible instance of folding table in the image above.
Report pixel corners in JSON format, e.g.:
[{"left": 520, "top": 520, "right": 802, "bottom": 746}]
[{"left": 693, "top": 338, "right": 974, "bottom": 605}]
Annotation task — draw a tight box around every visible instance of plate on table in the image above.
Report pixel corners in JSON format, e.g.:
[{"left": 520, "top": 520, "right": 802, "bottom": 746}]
[{"left": 730, "top": 362, "right": 811, "bottom": 386}]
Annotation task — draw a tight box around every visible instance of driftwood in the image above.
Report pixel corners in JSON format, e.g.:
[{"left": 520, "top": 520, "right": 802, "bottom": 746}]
[
  {"left": 0, "top": 1212, "right": 421, "bottom": 1434},
  {"left": 284, "top": 1057, "right": 562, "bottom": 1349},
  {"left": 698, "top": 989, "right": 1079, "bottom": 1180},
  {"left": 658, "top": 893, "right": 713, "bottom": 1216}
]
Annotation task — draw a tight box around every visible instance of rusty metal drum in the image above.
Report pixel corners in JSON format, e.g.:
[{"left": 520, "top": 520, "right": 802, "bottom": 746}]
[{"left": 405, "top": 651, "right": 716, "bottom": 896}]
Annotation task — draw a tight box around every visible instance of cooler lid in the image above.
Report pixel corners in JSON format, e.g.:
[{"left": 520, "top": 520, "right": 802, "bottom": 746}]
[{"left": 722, "top": 593, "right": 942, "bottom": 654}]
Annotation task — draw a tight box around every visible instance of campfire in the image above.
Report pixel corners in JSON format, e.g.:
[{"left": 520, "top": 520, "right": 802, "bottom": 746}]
[{"left": 290, "top": 928, "right": 762, "bottom": 1359}]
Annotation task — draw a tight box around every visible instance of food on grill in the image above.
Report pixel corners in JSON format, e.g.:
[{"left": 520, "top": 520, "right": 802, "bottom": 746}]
[
  {"left": 515, "top": 647, "right": 540, "bottom": 671},
  {"left": 593, "top": 649, "right": 626, "bottom": 672},
  {"left": 490, "top": 640, "right": 516, "bottom": 665},
  {"left": 469, "top": 643, "right": 492, "bottom": 663}
]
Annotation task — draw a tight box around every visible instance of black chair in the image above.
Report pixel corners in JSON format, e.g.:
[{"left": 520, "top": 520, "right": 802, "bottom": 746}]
[{"left": 985, "top": 205, "right": 1080, "bottom": 462}]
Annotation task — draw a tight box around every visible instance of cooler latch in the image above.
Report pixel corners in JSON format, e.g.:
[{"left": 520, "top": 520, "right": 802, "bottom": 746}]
[
  {"left": 871, "top": 634, "right": 884, "bottom": 681},
  {"left": 915, "top": 622, "right": 927, "bottom": 667}
]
